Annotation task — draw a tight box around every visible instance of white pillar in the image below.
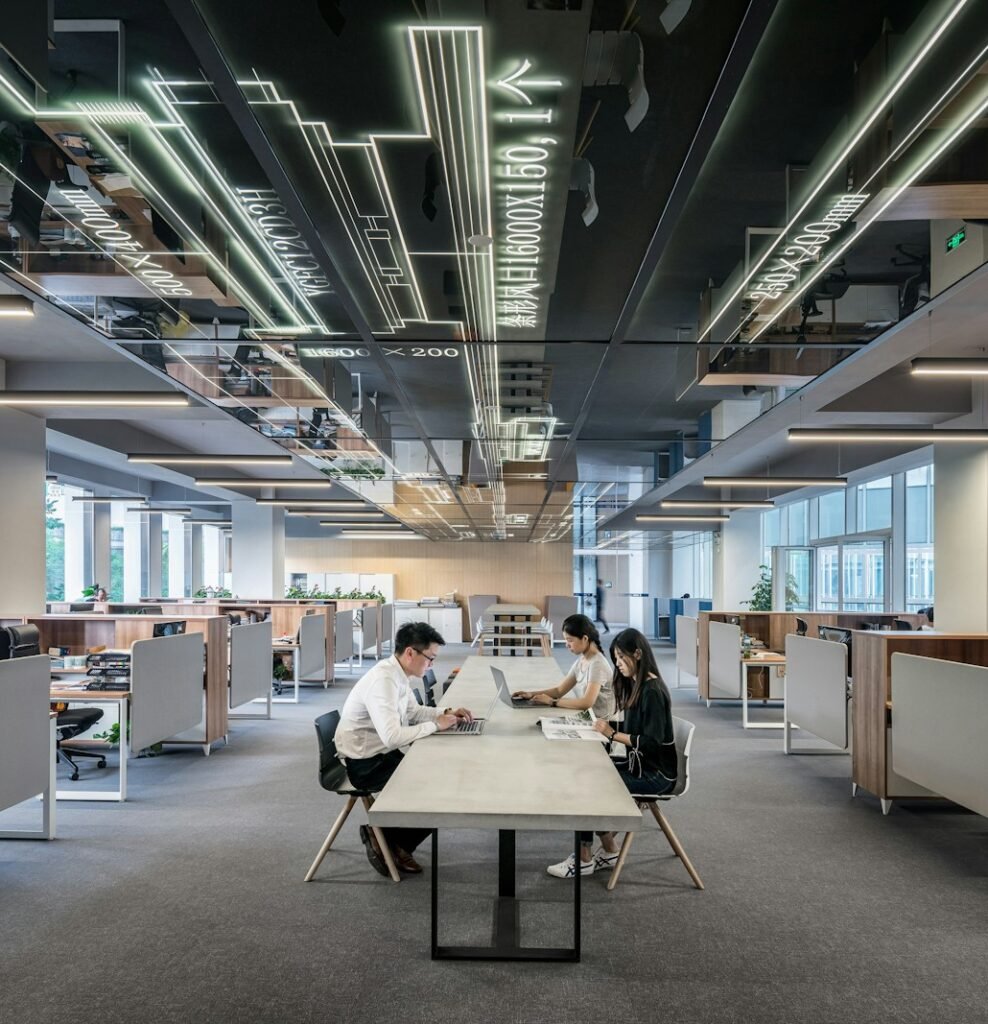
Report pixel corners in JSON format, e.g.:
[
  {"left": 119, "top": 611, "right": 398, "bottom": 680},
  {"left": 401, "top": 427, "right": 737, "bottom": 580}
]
[
  {"left": 147, "top": 514, "right": 163, "bottom": 598},
  {"left": 64, "top": 491, "right": 91, "bottom": 601},
  {"left": 0, "top": 408, "right": 46, "bottom": 617},
  {"left": 231, "top": 504, "right": 285, "bottom": 598},
  {"left": 934, "top": 444, "right": 988, "bottom": 631},
  {"left": 92, "top": 504, "right": 111, "bottom": 595},
  {"left": 185, "top": 524, "right": 203, "bottom": 598},
  {"left": 123, "top": 510, "right": 142, "bottom": 601},
  {"left": 714, "top": 510, "right": 762, "bottom": 608},
  {"left": 166, "top": 516, "right": 185, "bottom": 598}
]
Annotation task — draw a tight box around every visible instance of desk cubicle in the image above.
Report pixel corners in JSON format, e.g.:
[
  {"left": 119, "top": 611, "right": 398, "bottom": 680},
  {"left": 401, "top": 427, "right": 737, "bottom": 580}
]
[
  {"left": 696, "top": 611, "right": 926, "bottom": 701},
  {"left": 0, "top": 656, "right": 55, "bottom": 838},
  {"left": 25, "top": 614, "right": 228, "bottom": 752},
  {"left": 852, "top": 632, "right": 988, "bottom": 814}
]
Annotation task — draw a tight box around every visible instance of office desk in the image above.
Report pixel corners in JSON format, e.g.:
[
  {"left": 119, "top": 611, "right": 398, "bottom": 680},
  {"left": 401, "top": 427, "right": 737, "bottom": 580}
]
[
  {"left": 50, "top": 687, "right": 130, "bottom": 802},
  {"left": 369, "top": 656, "right": 641, "bottom": 962},
  {"left": 271, "top": 641, "right": 301, "bottom": 704},
  {"left": 741, "top": 652, "right": 786, "bottom": 730}
]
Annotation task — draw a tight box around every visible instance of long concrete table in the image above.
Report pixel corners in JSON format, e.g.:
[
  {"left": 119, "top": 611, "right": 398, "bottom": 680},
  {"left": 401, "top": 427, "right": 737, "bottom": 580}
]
[{"left": 368, "top": 656, "right": 641, "bottom": 962}]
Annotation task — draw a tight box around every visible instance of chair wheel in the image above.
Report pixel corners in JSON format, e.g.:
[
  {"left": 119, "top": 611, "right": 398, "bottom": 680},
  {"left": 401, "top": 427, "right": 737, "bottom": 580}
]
[
  {"left": 97, "top": 759, "right": 107, "bottom": 769},
  {"left": 70, "top": 771, "right": 79, "bottom": 781}
]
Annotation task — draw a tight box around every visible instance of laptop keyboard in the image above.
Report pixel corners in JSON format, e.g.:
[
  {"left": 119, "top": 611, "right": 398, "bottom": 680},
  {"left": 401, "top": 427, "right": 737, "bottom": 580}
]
[{"left": 450, "top": 718, "right": 484, "bottom": 734}]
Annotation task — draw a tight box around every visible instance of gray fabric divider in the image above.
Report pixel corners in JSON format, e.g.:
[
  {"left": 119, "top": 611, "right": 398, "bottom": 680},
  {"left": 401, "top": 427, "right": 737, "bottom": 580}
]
[
  {"left": 298, "top": 613, "right": 327, "bottom": 681},
  {"left": 230, "top": 621, "right": 273, "bottom": 706},
  {"left": 546, "top": 596, "right": 577, "bottom": 630},
  {"left": 709, "top": 620, "right": 742, "bottom": 699},
  {"left": 360, "top": 604, "right": 378, "bottom": 656},
  {"left": 334, "top": 609, "right": 353, "bottom": 661},
  {"left": 131, "top": 633, "right": 205, "bottom": 751},
  {"left": 891, "top": 653, "right": 988, "bottom": 814},
  {"left": 467, "top": 594, "right": 498, "bottom": 638},
  {"left": 676, "top": 615, "right": 698, "bottom": 678},
  {"left": 785, "top": 635, "right": 848, "bottom": 748},
  {"left": 0, "top": 656, "right": 51, "bottom": 812}
]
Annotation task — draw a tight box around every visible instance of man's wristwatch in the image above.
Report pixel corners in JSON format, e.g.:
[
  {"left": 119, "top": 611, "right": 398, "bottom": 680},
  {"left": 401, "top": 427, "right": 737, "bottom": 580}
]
[{"left": 551, "top": 698, "right": 557, "bottom": 707}]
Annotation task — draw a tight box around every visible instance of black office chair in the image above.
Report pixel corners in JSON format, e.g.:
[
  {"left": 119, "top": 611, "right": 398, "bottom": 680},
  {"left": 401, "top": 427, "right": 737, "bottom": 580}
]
[
  {"left": 422, "top": 668, "right": 438, "bottom": 707},
  {"left": 893, "top": 618, "right": 913, "bottom": 631},
  {"left": 303, "top": 711, "right": 400, "bottom": 883},
  {"left": 54, "top": 705, "right": 107, "bottom": 781},
  {"left": 795, "top": 617, "right": 808, "bottom": 636}
]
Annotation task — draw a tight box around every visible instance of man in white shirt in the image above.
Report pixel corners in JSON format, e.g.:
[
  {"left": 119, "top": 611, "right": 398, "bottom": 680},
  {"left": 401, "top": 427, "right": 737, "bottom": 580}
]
[{"left": 336, "top": 621, "right": 473, "bottom": 876}]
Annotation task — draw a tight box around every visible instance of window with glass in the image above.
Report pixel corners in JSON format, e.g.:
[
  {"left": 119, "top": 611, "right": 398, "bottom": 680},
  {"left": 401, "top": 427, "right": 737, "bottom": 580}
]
[
  {"left": 786, "top": 501, "right": 809, "bottom": 546},
  {"left": 816, "top": 544, "right": 839, "bottom": 610},
  {"left": 109, "top": 503, "right": 126, "bottom": 601},
  {"left": 841, "top": 540, "right": 886, "bottom": 612},
  {"left": 45, "top": 481, "right": 65, "bottom": 600},
  {"left": 817, "top": 490, "right": 845, "bottom": 538},
  {"left": 905, "top": 464, "right": 934, "bottom": 610},
  {"left": 761, "top": 507, "right": 780, "bottom": 567},
  {"left": 856, "top": 476, "right": 892, "bottom": 532}
]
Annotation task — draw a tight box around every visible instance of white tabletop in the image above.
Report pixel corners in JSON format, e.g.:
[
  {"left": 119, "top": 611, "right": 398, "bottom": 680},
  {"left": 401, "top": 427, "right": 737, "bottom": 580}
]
[{"left": 368, "top": 656, "right": 642, "bottom": 833}]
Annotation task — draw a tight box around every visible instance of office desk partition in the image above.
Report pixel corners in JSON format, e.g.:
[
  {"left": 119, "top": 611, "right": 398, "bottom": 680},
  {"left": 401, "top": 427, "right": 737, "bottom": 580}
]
[
  {"left": 229, "top": 621, "right": 274, "bottom": 719},
  {"left": 783, "top": 635, "right": 850, "bottom": 755},
  {"left": 26, "top": 614, "right": 228, "bottom": 751},
  {"left": 369, "top": 656, "right": 641, "bottom": 962},
  {"left": 0, "top": 656, "right": 56, "bottom": 840},
  {"left": 852, "top": 632, "right": 988, "bottom": 813}
]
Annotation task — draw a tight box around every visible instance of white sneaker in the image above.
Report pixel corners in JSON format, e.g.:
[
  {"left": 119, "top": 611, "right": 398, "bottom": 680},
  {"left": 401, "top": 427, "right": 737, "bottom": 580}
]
[
  {"left": 546, "top": 853, "right": 596, "bottom": 878},
  {"left": 593, "top": 848, "right": 619, "bottom": 871}
]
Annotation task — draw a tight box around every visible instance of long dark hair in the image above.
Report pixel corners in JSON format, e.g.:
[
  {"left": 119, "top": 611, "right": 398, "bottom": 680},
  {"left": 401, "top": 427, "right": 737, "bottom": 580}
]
[
  {"left": 610, "top": 628, "right": 662, "bottom": 710},
  {"left": 561, "top": 613, "right": 601, "bottom": 651}
]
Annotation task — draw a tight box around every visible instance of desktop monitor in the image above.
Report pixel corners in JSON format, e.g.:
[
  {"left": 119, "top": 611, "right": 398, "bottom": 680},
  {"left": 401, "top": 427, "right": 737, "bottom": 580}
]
[
  {"left": 0, "top": 623, "right": 42, "bottom": 659},
  {"left": 152, "top": 620, "right": 187, "bottom": 638},
  {"left": 795, "top": 617, "right": 808, "bottom": 636}
]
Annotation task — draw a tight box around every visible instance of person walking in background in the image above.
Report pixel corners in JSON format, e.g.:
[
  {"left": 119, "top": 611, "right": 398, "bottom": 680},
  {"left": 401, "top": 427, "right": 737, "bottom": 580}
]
[{"left": 594, "top": 578, "right": 610, "bottom": 633}]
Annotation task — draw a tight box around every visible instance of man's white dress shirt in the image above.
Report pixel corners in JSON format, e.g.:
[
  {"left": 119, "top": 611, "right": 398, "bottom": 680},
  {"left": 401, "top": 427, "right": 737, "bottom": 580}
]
[{"left": 335, "top": 655, "right": 443, "bottom": 760}]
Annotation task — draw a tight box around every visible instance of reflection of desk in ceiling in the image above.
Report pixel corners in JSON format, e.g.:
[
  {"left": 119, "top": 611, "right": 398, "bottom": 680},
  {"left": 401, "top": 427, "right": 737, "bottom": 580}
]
[{"left": 164, "top": 352, "right": 223, "bottom": 399}]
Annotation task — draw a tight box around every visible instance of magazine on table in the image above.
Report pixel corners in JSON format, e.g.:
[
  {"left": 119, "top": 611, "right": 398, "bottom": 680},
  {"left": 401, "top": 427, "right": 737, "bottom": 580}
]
[{"left": 537, "top": 707, "right": 608, "bottom": 742}]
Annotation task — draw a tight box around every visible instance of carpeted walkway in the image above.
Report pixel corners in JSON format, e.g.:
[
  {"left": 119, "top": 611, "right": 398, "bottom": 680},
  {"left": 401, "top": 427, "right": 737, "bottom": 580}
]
[{"left": 2, "top": 644, "right": 986, "bottom": 1024}]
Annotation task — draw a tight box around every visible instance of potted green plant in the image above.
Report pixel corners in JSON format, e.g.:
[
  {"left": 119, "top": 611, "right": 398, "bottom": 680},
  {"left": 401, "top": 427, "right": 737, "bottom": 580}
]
[{"left": 742, "top": 565, "right": 800, "bottom": 611}]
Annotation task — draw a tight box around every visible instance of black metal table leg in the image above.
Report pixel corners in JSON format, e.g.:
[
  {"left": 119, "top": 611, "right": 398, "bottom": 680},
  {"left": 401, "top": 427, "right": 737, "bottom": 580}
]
[{"left": 431, "top": 829, "right": 581, "bottom": 962}]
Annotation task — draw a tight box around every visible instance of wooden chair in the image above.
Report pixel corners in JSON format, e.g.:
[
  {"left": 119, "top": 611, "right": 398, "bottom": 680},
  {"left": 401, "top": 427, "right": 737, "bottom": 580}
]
[
  {"left": 303, "top": 710, "right": 400, "bottom": 883},
  {"left": 607, "top": 716, "right": 704, "bottom": 892}
]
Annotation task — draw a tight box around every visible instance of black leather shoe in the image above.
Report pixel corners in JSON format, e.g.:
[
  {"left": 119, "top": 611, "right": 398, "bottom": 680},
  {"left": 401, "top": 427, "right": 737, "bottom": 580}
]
[{"left": 359, "top": 825, "right": 390, "bottom": 878}]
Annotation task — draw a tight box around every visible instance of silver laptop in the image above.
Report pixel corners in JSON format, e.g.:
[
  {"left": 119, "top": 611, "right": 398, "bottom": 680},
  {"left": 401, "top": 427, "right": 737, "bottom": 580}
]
[
  {"left": 490, "top": 666, "right": 540, "bottom": 708},
  {"left": 434, "top": 686, "right": 499, "bottom": 736}
]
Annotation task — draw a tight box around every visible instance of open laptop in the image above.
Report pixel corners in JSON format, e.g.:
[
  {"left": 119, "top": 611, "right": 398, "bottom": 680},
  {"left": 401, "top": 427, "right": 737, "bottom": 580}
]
[
  {"left": 490, "top": 666, "right": 541, "bottom": 708},
  {"left": 433, "top": 685, "right": 499, "bottom": 736}
]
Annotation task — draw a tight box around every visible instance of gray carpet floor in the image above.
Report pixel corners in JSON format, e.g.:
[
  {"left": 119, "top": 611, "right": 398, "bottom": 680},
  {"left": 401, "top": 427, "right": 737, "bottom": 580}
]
[{"left": 2, "top": 643, "right": 987, "bottom": 1024}]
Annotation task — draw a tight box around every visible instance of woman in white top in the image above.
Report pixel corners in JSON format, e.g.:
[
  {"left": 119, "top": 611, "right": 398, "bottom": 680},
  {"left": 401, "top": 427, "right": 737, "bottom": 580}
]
[{"left": 512, "top": 614, "right": 615, "bottom": 718}]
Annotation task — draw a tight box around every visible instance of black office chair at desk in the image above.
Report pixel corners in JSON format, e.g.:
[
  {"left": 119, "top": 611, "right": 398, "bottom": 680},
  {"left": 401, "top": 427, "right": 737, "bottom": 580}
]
[
  {"left": 795, "top": 617, "right": 808, "bottom": 636},
  {"left": 303, "top": 711, "right": 401, "bottom": 884},
  {"left": 1, "top": 624, "right": 107, "bottom": 782},
  {"left": 893, "top": 618, "right": 913, "bottom": 631}
]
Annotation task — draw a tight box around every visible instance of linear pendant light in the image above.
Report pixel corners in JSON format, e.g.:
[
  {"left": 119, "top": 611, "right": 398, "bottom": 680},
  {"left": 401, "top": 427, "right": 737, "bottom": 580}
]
[
  {"left": 307, "top": 511, "right": 384, "bottom": 519},
  {"left": 789, "top": 427, "right": 988, "bottom": 442},
  {"left": 704, "top": 476, "right": 847, "bottom": 488},
  {"left": 340, "top": 531, "right": 423, "bottom": 539},
  {"left": 128, "top": 453, "right": 292, "bottom": 466},
  {"left": 74, "top": 496, "right": 149, "bottom": 503},
  {"left": 194, "top": 478, "right": 332, "bottom": 488},
  {"left": 911, "top": 358, "right": 988, "bottom": 376},
  {"left": 185, "top": 519, "right": 232, "bottom": 526},
  {"left": 0, "top": 391, "right": 189, "bottom": 407},
  {"left": 126, "top": 506, "right": 192, "bottom": 514},
  {"left": 320, "top": 521, "right": 402, "bottom": 527},
  {"left": 256, "top": 498, "right": 368, "bottom": 508},
  {"left": 634, "top": 516, "right": 728, "bottom": 524},
  {"left": 659, "top": 499, "right": 774, "bottom": 510}
]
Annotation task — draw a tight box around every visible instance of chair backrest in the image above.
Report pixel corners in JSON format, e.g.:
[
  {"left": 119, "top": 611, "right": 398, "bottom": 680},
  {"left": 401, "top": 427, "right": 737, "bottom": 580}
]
[
  {"left": 669, "top": 716, "right": 696, "bottom": 799},
  {"left": 313, "top": 710, "right": 349, "bottom": 792},
  {"left": 893, "top": 618, "right": 913, "bottom": 631}
]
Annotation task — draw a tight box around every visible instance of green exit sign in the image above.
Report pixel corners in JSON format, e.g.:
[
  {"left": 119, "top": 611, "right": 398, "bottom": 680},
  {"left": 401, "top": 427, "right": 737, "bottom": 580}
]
[{"left": 946, "top": 227, "right": 967, "bottom": 252}]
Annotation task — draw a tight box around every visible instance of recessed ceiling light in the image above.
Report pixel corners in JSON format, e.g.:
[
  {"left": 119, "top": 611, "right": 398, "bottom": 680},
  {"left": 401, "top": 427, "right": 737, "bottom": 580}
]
[
  {"left": 0, "top": 392, "right": 189, "bottom": 407},
  {"left": 127, "top": 453, "right": 292, "bottom": 466},
  {"left": 789, "top": 427, "right": 988, "bottom": 442},
  {"left": 703, "top": 476, "right": 847, "bottom": 488},
  {"left": 339, "top": 531, "right": 423, "bottom": 539},
  {"left": 0, "top": 295, "right": 34, "bottom": 317}
]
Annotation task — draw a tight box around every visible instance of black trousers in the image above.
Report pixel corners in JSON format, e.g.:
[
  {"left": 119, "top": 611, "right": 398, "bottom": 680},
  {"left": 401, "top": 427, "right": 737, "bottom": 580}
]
[{"left": 343, "top": 749, "right": 432, "bottom": 854}]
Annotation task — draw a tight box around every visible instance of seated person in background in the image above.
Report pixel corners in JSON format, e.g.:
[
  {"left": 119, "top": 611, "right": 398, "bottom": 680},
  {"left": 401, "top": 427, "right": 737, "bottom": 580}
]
[
  {"left": 94, "top": 587, "right": 108, "bottom": 602},
  {"left": 920, "top": 606, "right": 934, "bottom": 631},
  {"left": 335, "top": 622, "right": 473, "bottom": 876},
  {"left": 546, "top": 628, "right": 677, "bottom": 878},
  {"left": 511, "top": 614, "right": 615, "bottom": 717}
]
